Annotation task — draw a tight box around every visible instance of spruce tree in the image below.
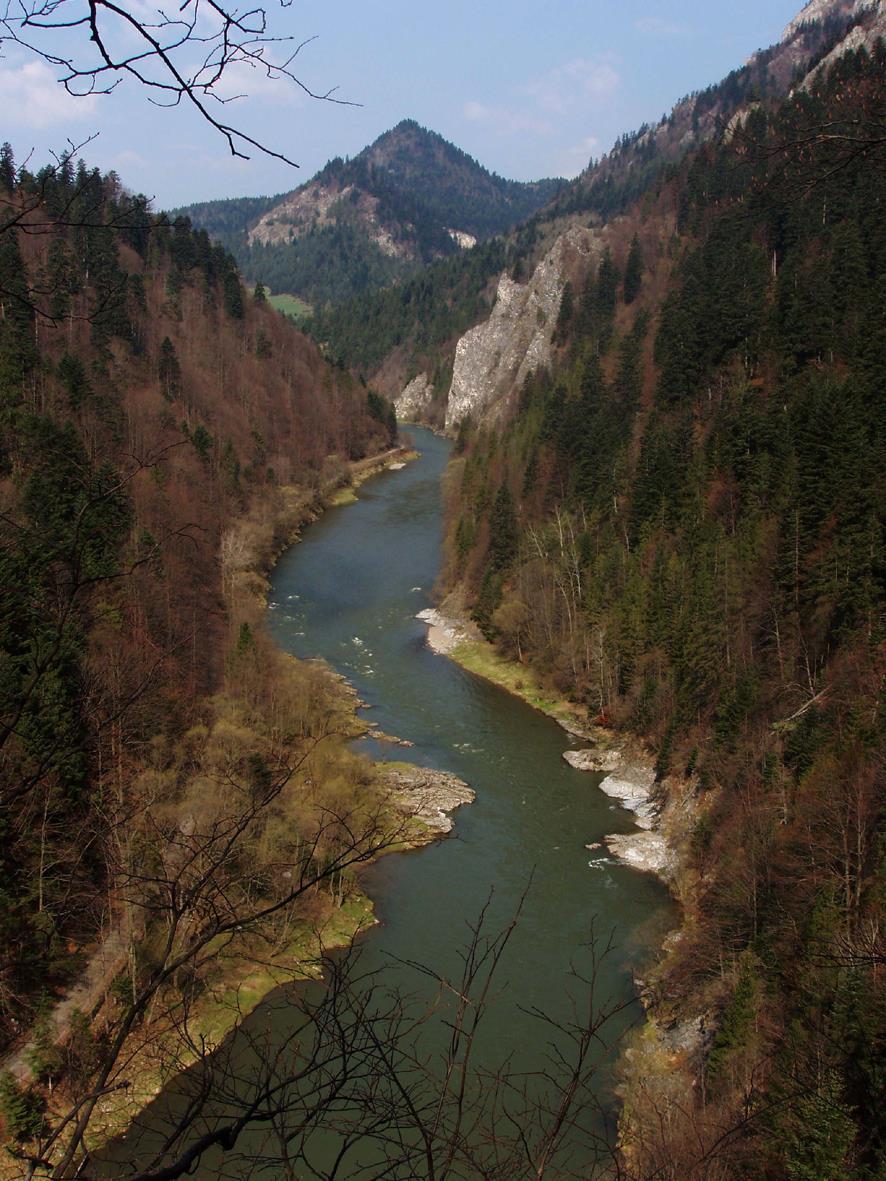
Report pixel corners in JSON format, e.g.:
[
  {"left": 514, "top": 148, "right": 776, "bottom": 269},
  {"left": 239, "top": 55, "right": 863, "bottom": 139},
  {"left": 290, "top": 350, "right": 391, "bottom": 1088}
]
[
  {"left": 623, "top": 233, "right": 643, "bottom": 304},
  {"left": 488, "top": 484, "right": 518, "bottom": 573},
  {"left": 0, "top": 142, "right": 15, "bottom": 192}
]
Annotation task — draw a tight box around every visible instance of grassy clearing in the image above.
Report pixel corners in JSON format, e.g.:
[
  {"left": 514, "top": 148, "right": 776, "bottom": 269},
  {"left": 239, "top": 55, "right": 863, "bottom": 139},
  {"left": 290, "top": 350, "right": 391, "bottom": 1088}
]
[
  {"left": 450, "top": 639, "right": 587, "bottom": 731},
  {"left": 269, "top": 292, "right": 312, "bottom": 320},
  {"left": 328, "top": 486, "right": 358, "bottom": 506}
]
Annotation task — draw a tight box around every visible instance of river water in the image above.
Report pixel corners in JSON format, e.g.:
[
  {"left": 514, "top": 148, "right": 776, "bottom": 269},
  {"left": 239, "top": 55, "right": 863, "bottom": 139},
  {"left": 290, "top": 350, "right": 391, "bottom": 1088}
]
[{"left": 106, "top": 427, "right": 673, "bottom": 1178}]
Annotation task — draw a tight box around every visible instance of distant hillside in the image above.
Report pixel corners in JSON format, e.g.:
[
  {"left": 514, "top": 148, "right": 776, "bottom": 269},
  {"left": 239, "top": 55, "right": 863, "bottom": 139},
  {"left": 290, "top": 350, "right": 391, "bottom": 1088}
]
[
  {"left": 307, "top": 0, "right": 886, "bottom": 397},
  {"left": 172, "top": 120, "right": 563, "bottom": 308},
  {"left": 548, "top": 0, "right": 886, "bottom": 222},
  {"left": 165, "top": 193, "right": 282, "bottom": 257}
]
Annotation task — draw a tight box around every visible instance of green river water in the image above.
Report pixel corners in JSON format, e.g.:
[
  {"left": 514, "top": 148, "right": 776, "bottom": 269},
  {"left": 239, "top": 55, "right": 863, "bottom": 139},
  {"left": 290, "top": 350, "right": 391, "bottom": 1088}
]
[{"left": 105, "top": 427, "right": 674, "bottom": 1178}]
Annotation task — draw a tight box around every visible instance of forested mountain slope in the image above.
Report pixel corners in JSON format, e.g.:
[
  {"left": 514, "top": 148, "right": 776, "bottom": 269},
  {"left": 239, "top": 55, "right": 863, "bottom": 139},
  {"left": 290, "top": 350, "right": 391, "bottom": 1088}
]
[
  {"left": 161, "top": 193, "right": 283, "bottom": 257},
  {"left": 442, "top": 42, "right": 885, "bottom": 1179},
  {"left": 307, "top": 0, "right": 886, "bottom": 408},
  {"left": 175, "top": 120, "right": 562, "bottom": 309},
  {"left": 0, "top": 152, "right": 397, "bottom": 1070}
]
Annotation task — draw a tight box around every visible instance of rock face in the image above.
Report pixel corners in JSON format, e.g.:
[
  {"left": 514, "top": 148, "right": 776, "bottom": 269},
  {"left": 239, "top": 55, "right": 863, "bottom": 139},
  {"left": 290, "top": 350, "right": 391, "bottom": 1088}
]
[
  {"left": 782, "top": 0, "right": 878, "bottom": 41},
  {"left": 796, "top": 3, "right": 886, "bottom": 87},
  {"left": 562, "top": 748, "right": 623, "bottom": 773},
  {"left": 598, "top": 765, "right": 658, "bottom": 829},
  {"left": 382, "top": 765, "right": 475, "bottom": 834},
  {"left": 777, "top": 0, "right": 886, "bottom": 89},
  {"left": 250, "top": 180, "right": 406, "bottom": 257},
  {"left": 444, "top": 227, "right": 600, "bottom": 431},
  {"left": 605, "top": 831, "right": 672, "bottom": 876},
  {"left": 448, "top": 229, "right": 478, "bottom": 250},
  {"left": 564, "top": 737, "right": 672, "bottom": 876},
  {"left": 395, "top": 373, "right": 435, "bottom": 422}
]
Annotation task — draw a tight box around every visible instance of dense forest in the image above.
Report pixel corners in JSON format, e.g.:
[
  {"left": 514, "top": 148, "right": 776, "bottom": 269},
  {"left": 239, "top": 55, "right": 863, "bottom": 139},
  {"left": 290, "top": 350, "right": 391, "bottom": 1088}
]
[
  {"left": 444, "top": 42, "right": 884, "bottom": 1179},
  {"left": 163, "top": 194, "right": 282, "bottom": 257},
  {"left": 0, "top": 151, "right": 403, "bottom": 1172}
]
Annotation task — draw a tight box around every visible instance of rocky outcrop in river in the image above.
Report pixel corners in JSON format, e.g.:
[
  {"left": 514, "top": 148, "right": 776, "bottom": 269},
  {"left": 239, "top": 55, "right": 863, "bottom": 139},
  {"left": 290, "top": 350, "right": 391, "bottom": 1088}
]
[
  {"left": 562, "top": 747, "right": 622, "bottom": 772},
  {"left": 382, "top": 765, "right": 475, "bottom": 835}
]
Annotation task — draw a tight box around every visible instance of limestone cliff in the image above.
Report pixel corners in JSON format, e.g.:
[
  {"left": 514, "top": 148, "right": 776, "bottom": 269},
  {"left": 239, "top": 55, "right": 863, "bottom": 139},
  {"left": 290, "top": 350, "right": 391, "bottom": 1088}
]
[
  {"left": 395, "top": 373, "right": 435, "bottom": 422},
  {"left": 794, "top": 1, "right": 886, "bottom": 87},
  {"left": 444, "top": 227, "right": 601, "bottom": 431},
  {"left": 249, "top": 179, "right": 407, "bottom": 258},
  {"left": 782, "top": 0, "right": 879, "bottom": 40}
]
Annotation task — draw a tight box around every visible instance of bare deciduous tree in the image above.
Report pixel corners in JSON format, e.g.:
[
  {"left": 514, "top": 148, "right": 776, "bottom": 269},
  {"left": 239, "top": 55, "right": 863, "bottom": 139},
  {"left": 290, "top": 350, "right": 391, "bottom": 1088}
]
[
  {"left": 14, "top": 879, "right": 636, "bottom": 1181},
  {"left": 1, "top": 0, "right": 357, "bottom": 165}
]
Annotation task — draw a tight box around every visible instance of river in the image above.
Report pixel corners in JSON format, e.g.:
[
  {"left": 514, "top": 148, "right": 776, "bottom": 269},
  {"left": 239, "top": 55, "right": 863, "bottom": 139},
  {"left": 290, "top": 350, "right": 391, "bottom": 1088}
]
[{"left": 105, "top": 427, "right": 673, "bottom": 1178}]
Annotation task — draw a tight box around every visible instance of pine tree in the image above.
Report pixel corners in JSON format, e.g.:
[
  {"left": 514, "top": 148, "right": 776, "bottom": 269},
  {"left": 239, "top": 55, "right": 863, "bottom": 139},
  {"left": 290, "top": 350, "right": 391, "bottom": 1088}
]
[
  {"left": 488, "top": 484, "right": 518, "bottom": 573},
  {"left": 623, "top": 233, "right": 643, "bottom": 304},
  {"left": 223, "top": 269, "right": 244, "bottom": 319},
  {"left": 0, "top": 142, "right": 16, "bottom": 192},
  {"left": 0, "top": 229, "right": 37, "bottom": 393},
  {"left": 158, "top": 336, "right": 182, "bottom": 401},
  {"left": 595, "top": 247, "right": 619, "bottom": 320}
]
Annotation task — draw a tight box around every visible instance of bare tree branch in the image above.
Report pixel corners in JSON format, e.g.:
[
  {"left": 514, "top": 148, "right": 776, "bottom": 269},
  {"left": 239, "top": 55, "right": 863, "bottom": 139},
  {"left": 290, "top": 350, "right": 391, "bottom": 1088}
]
[{"left": 1, "top": 0, "right": 360, "bottom": 164}]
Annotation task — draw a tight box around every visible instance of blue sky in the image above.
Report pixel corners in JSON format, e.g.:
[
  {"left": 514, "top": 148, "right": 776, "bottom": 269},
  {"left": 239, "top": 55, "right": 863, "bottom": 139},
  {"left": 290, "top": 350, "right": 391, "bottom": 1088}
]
[{"left": 3, "top": 0, "right": 806, "bottom": 209}]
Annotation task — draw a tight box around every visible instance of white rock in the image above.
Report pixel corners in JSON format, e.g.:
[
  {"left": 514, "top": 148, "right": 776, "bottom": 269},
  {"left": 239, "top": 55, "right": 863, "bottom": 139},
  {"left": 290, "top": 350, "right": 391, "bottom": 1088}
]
[
  {"left": 395, "top": 373, "right": 435, "bottom": 422},
  {"left": 444, "top": 227, "right": 602, "bottom": 431},
  {"left": 605, "top": 831, "right": 671, "bottom": 876},
  {"left": 782, "top": 0, "right": 877, "bottom": 41},
  {"left": 448, "top": 228, "right": 478, "bottom": 250},
  {"left": 598, "top": 765, "right": 657, "bottom": 828},
  {"left": 563, "top": 748, "right": 623, "bottom": 773}
]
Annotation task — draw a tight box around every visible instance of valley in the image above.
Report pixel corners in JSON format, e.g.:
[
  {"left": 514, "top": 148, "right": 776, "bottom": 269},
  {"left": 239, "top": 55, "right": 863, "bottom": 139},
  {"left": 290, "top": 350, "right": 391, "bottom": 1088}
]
[{"left": 0, "top": 0, "right": 883, "bottom": 1177}]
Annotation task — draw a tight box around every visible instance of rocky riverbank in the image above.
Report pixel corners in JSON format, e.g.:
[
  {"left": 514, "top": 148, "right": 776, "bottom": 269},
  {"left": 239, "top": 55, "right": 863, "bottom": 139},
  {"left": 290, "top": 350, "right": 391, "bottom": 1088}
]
[
  {"left": 562, "top": 735, "right": 678, "bottom": 880},
  {"left": 380, "top": 764, "right": 476, "bottom": 837},
  {"left": 415, "top": 606, "right": 478, "bottom": 655},
  {"left": 416, "top": 602, "right": 680, "bottom": 883}
]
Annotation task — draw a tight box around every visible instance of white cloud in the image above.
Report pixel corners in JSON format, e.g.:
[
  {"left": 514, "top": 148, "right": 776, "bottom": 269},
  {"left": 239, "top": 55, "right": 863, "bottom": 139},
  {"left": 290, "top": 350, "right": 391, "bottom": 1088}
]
[
  {"left": 523, "top": 57, "right": 620, "bottom": 115},
  {"left": 113, "top": 148, "right": 147, "bottom": 169},
  {"left": 633, "top": 16, "right": 690, "bottom": 37},
  {"left": 463, "top": 100, "right": 552, "bottom": 136},
  {"left": 557, "top": 135, "right": 600, "bottom": 178},
  {"left": 0, "top": 60, "right": 98, "bottom": 129}
]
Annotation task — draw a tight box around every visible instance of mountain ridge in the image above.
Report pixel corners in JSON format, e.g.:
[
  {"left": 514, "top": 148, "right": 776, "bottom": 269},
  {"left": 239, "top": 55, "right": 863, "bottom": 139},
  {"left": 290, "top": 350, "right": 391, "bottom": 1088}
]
[
  {"left": 172, "top": 120, "right": 563, "bottom": 308},
  {"left": 306, "top": 0, "right": 885, "bottom": 406}
]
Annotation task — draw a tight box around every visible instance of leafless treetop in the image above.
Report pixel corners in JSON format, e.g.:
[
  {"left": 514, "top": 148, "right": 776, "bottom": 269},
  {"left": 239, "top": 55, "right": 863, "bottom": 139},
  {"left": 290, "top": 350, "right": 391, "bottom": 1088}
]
[{"left": 0, "top": 0, "right": 358, "bottom": 164}]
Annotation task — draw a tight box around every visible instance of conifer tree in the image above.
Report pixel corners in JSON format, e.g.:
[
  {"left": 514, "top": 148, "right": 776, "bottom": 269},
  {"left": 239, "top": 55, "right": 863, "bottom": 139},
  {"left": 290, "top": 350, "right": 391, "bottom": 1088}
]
[
  {"left": 0, "top": 143, "right": 15, "bottom": 193},
  {"left": 158, "top": 336, "right": 182, "bottom": 401},
  {"left": 0, "top": 230, "right": 37, "bottom": 392},
  {"left": 488, "top": 484, "right": 518, "bottom": 573},
  {"left": 623, "top": 233, "right": 643, "bottom": 304}
]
